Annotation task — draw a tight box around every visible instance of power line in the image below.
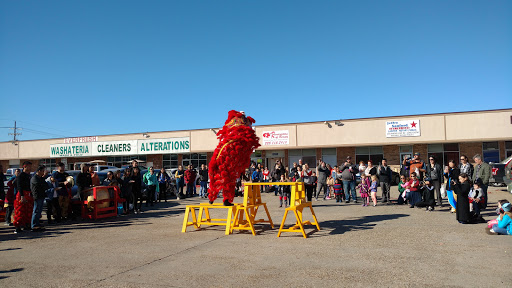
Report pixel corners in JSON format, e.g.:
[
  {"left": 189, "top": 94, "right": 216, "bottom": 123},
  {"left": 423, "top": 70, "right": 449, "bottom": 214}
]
[{"left": 17, "top": 120, "right": 81, "bottom": 137}]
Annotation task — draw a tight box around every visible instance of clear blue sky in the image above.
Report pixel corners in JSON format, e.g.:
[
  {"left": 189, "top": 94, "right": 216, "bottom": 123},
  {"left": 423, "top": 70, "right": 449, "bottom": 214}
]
[{"left": 1, "top": 1, "right": 510, "bottom": 142}]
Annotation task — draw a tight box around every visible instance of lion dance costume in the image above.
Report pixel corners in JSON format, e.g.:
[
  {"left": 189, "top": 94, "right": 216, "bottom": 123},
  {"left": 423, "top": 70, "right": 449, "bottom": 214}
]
[{"left": 208, "top": 110, "right": 260, "bottom": 206}]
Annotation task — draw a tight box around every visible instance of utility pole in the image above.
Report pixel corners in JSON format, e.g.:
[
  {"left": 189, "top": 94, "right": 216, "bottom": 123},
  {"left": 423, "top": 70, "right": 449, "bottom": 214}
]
[{"left": 8, "top": 121, "right": 22, "bottom": 145}]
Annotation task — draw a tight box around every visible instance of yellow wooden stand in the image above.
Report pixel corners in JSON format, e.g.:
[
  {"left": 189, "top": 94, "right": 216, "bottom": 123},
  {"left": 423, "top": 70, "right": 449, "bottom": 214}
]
[
  {"left": 182, "top": 203, "right": 238, "bottom": 235},
  {"left": 230, "top": 184, "right": 274, "bottom": 235},
  {"left": 277, "top": 182, "right": 320, "bottom": 238}
]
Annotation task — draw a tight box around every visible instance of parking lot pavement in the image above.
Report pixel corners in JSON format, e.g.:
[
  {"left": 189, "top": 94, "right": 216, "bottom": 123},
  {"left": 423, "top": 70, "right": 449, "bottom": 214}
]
[{"left": 1, "top": 186, "right": 511, "bottom": 287}]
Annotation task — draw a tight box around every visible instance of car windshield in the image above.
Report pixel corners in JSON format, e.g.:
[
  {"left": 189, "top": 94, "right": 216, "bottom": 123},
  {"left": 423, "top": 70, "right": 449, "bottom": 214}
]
[{"left": 500, "top": 155, "right": 512, "bottom": 164}]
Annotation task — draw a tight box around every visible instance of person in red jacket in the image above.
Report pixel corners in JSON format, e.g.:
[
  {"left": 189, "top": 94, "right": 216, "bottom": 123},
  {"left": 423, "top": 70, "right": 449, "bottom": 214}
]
[{"left": 184, "top": 165, "right": 197, "bottom": 198}]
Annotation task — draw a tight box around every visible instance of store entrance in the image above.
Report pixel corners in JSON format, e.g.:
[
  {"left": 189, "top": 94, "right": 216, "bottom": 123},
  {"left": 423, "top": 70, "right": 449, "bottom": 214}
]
[{"left": 266, "top": 157, "right": 284, "bottom": 170}]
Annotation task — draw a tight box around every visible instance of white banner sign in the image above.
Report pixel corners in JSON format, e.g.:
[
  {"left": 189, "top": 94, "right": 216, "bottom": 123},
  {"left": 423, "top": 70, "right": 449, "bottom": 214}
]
[
  {"left": 262, "top": 130, "right": 289, "bottom": 146},
  {"left": 138, "top": 137, "right": 190, "bottom": 154},
  {"left": 50, "top": 137, "right": 190, "bottom": 157},
  {"left": 386, "top": 120, "right": 421, "bottom": 138},
  {"left": 92, "top": 140, "right": 137, "bottom": 156}
]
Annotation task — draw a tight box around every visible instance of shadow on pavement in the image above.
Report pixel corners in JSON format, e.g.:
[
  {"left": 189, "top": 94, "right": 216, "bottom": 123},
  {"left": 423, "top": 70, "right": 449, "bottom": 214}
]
[
  {"left": 0, "top": 268, "right": 24, "bottom": 280},
  {"left": 314, "top": 213, "right": 410, "bottom": 236},
  {"left": 0, "top": 201, "right": 186, "bottom": 242}
]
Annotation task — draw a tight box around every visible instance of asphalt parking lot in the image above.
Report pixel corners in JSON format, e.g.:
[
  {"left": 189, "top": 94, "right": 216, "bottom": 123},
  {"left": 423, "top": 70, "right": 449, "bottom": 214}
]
[{"left": 1, "top": 186, "right": 511, "bottom": 288}]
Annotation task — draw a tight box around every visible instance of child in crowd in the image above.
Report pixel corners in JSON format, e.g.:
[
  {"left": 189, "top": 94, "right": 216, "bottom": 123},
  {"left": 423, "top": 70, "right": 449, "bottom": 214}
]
[
  {"left": 358, "top": 173, "right": 371, "bottom": 207},
  {"left": 278, "top": 174, "right": 291, "bottom": 208},
  {"left": 469, "top": 179, "right": 484, "bottom": 215},
  {"left": 415, "top": 178, "right": 435, "bottom": 211},
  {"left": 397, "top": 175, "right": 409, "bottom": 205},
  {"left": 489, "top": 202, "right": 512, "bottom": 235},
  {"left": 370, "top": 175, "right": 378, "bottom": 207},
  {"left": 333, "top": 179, "right": 343, "bottom": 203},
  {"left": 487, "top": 199, "right": 509, "bottom": 229}
]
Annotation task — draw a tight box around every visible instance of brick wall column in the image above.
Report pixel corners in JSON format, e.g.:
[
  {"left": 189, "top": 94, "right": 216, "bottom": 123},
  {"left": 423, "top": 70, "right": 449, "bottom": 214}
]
[
  {"left": 383, "top": 145, "right": 400, "bottom": 166},
  {"left": 459, "top": 142, "right": 482, "bottom": 163}
]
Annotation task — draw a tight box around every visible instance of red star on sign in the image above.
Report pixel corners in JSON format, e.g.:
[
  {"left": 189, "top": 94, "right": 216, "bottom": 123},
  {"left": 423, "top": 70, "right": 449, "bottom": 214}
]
[{"left": 411, "top": 121, "right": 417, "bottom": 128}]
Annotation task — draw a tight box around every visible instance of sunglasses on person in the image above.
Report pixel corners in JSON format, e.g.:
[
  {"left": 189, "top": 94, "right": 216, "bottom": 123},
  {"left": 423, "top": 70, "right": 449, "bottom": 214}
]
[{"left": 411, "top": 175, "right": 417, "bottom": 178}]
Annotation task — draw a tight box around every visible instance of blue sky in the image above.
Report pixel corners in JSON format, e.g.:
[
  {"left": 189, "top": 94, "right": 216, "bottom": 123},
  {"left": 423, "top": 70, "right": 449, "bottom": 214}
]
[{"left": 1, "top": 1, "right": 510, "bottom": 142}]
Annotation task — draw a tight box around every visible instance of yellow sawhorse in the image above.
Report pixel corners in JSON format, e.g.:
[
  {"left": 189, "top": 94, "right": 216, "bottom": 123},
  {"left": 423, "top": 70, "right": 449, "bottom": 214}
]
[
  {"left": 277, "top": 182, "right": 320, "bottom": 238},
  {"left": 230, "top": 183, "right": 274, "bottom": 235},
  {"left": 182, "top": 203, "right": 238, "bottom": 235}
]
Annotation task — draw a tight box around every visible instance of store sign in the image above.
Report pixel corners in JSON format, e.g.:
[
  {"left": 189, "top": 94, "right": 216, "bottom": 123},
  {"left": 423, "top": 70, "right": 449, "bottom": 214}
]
[
  {"left": 386, "top": 120, "right": 421, "bottom": 138},
  {"left": 138, "top": 137, "right": 190, "bottom": 154},
  {"left": 262, "top": 130, "right": 289, "bottom": 146},
  {"left": 92, "top": 140, "right": 137, "bottom": 156},
  {"left": 50, "top": 143, "right": 92, "bottom": 157},
  {"left": 50, "top": 137, "right": 190, "bottom": 157},
  {"left": 64, "top": 136, "right": 98, "bottom": 143}
]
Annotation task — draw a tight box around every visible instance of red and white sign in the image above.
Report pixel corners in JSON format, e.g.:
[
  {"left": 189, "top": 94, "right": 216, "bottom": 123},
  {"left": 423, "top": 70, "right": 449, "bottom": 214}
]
[
  {"left": 386, "top": 120, "right": 421, "bottom": 138},
  {"left": 64, "top": 136, "right": 98, "bottom": 143},
  {"left": 262, "top": 130, "right": 289, "bottom": 146}
]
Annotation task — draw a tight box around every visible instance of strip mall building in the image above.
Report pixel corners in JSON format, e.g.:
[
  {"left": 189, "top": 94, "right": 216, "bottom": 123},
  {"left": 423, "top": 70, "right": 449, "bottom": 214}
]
[{"left": 1, "top": 109, "right": 511, "bottom": 172}]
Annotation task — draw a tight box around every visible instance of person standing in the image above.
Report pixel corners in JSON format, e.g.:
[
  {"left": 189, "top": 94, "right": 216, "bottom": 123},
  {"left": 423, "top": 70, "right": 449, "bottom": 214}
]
[
  {"left": 122, "top": 168, "right": 133, "bottom": 213},
  {"left": 184, "top": 165, "right": 197, "bottom": 198},
  {"left": 143, "top": 167, "right": 159, "bottom": 207},
  {"left": 52, "top": 162, "right": 70, "bottom": 222},
  {"left": 14, "top": 161, "right": 34, "bottom": 234},
  {"left": 316, "top": 161, "right": 330, "bottom": 201},
  {"left": 198, "top": 164, "right": 208, "bottom": 199},
  {"left": 131, "top": 167, "right": 143, "bottom": 213},
  {"left": 30, "top": 166, "right": 48, "bottom": 231},
  {"left": 158, "top": 168, "right": 170, "bottom": 202},
  {"left": 340, "top": 156, "right": 358, "bottom": 203},
  {"left": 175, "top": 165, "right": 185, "bottom": 199},
  {"left": 458, "top": 155, "right": 474, "bottom": 180},
  {"left": 303, "top": 164, "right": 315, "bottom": 201},
  {"left": 0, "top": 164, "right": 5, "bottom": 201},
  {"left": 425, "top": 156, "right": 443, "bottom": 206},
  {"left": 89, "top": 165, "right": 100, "bottom": 187},
  {"left": 403, "top": 152, "right": 426, "bottom": 180},
  {"left": 4, "top": 169, "right": 20, "bottom": 226},
  {"left": 378, "top": 159, "right": 393, "bottom": 204},
  {"left": 472, "top": 154, "right": 491, "bottom": 209}
]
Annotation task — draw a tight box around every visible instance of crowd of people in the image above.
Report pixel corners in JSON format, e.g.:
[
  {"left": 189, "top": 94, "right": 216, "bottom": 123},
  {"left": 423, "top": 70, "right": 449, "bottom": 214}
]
[{"left": 1, "top": 152, "right": 510, "bottom": 236}]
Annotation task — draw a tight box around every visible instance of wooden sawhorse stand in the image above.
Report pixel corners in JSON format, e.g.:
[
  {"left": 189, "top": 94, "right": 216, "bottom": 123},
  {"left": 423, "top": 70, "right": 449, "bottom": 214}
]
[
  {"left": 182, "top": 203, "right": 238, "bottom": 235},
  {"left": 230, "top": 183, "right": 274, "bottom": 235},
  {"left": 277, "top": 182, "right": 320, "bottom": 238}
]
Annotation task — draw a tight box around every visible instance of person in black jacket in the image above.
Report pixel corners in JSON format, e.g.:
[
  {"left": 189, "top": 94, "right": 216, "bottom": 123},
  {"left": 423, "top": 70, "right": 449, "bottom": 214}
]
[
  {"left": 453, "top": 173, "right": 471, "bottom": 223},
  {"left": 30, "top": 165, "right": 48, "bottom": 231},
  {"left": 198, "top": 164, "right": 209, "bottom": 199},
  {"left": 425, "top": 156, "right": 443, "bottom": 206},
  {"left": 131, "top": 167, "right": 143, "bottom": 213},
  {"left": 377, "top": 159, "right": 393, "bottom": 204}
]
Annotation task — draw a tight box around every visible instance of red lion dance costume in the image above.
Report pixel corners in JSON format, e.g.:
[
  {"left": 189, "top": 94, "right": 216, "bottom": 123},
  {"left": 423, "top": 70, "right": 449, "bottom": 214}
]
[{"left": 208, "top": 110, "right": 260, "bottom": 206}]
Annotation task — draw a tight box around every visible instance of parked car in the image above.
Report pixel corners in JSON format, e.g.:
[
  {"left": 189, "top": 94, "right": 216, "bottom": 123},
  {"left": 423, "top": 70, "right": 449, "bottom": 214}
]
[
  {"left": 489, "top": 155, "right": 512, "bottom": 187},
  {"left": 504, "top": 157, "right": 512, "bottom": 194}
]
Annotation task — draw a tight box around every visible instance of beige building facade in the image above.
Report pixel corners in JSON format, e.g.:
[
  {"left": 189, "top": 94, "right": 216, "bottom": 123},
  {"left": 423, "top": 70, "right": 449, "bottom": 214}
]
[{"left": 1, "top": 109, "right": 511, "bottom": 172}]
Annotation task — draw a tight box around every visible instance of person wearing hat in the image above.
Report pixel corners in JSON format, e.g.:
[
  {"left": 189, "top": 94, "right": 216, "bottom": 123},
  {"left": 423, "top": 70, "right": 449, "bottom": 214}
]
[
  {"left": 490, "top": 202, "right": 512, "bottom": 235},
  {"left": 403, "top": 152, "right": 426, "bottom": 180},
  {"left": 340, "top": 156, "right": 358, "bottom": 203}
]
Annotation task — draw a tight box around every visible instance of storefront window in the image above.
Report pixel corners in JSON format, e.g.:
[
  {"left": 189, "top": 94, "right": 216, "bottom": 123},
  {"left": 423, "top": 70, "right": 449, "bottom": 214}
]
[
  {"left": 483, "top": 142, "right": 500, "bottom": 163},
  {"left": 107, "top": 155, "right": 146, "bottom": 168},
  {"left": 288, "top": 149, "right": 317, "bottom": 168},
  {"left": 39, "top": 158, "right": 56, "bottom": 172},
  {"left": 163, "top": 154, "right": 179, "bottom": 169},
  {"left": 506, "top": 141, "right": 512, "bottom": 158},
  {"left": 399, "top": 145, "right": 413, "bottom": 162},
  {"left": 355, "top": 146, "right": 383, "bottom": 164},
  {"left": 251, "top": 151, "right": 263, "bottom": 165},
  {"left": 182, "top": 153, "right": 207, "bottom": 168},
  {"left": 321, "top": 148, "right": 337, "bottom": 167},
  {"left": 428, "top": 143, "right": 459, "bottom": 166}
]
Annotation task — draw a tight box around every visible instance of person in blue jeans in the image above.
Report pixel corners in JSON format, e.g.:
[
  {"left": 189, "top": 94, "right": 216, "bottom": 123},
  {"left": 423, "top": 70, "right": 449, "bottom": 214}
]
[
  {"left": 30, "top": 165, "right": 48, "bottom": 231},
  {"left": 174, "top": 165, "right": 185, "bottom": 199},
  {"left": 340, "top": 156, "right": 358, "bottom": 203},
  {"left": 199, "top": 164, "right": 209, "bottom": 198}
]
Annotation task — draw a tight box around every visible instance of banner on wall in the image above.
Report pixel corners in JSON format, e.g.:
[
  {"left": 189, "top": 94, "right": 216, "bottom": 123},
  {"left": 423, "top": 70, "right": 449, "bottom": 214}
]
[
  {"left": 50, "top": 137, "right": 190, "bottom": 158},
  {"left": 262, "top": 130, "right": 289, "bottom": 146},
  {"left": 386, "top": 120, "right": 421, "bottom": 138}
]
